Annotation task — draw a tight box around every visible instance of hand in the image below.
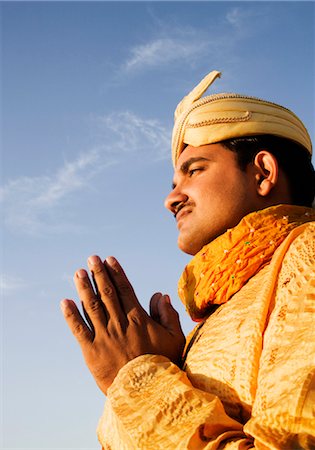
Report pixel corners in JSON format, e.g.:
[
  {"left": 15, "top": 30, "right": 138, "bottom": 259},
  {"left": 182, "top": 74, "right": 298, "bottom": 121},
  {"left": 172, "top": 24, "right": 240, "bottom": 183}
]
[{"left": 60, "top": 255, "right": 185, "bottom": 395}]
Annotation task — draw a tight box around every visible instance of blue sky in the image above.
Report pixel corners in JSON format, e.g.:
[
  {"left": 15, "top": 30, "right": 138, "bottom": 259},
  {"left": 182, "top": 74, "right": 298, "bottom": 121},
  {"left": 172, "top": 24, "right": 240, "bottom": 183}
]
[{"left": 1, "top": 1, "right": 314, "bottom": 449}]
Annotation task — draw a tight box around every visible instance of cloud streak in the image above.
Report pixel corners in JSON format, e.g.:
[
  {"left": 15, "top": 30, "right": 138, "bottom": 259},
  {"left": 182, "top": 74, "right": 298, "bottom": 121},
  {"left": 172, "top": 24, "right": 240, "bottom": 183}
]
[
  {"left": 1, "top": 149, "right": 103, "bottom": 235},
  {"left": 97, "top": 111, "right": 170, "bottom": 160},
  {"left": 225, "top": 5, "right": 270, "bottom": 34},
  {"left": 1, "top": 111, "right": 171, "bottom": 235},
  {"left": 123, "top": 38, "right": 206, "bottom": 72},
  {"left": 0, "top": 274, "right": 28, "bottom": 295},
  {"left": 119, "top": 5, "right": 269, "bottom": 74}
]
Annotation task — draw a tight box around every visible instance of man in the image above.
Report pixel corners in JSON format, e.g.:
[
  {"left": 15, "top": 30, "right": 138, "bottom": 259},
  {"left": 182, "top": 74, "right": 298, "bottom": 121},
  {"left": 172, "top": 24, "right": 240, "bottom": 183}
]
[{"left": 61, "top": 71, "right": 315, "bottom": 449}]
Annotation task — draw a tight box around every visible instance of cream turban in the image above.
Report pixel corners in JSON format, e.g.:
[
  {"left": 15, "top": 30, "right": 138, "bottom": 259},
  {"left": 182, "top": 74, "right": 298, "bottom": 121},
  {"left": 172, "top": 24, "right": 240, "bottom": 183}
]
[{"left": 172, "top": 71, "right": 312, "bottom": 166}]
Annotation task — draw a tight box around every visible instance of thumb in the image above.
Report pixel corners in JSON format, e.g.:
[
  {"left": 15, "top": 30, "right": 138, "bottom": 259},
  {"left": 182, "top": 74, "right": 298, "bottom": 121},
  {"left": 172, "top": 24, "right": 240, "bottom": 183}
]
[{"left": 157, "top": 295, "right": 183, "bottom": 336}]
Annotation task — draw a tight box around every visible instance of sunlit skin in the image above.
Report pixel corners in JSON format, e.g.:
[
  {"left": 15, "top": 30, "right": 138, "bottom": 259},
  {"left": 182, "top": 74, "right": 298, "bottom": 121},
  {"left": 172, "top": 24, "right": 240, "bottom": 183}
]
[
  {"left": 61, "top": 142, "right": 291, "bottom": 395},
  {"left": 164, "top": 143, "right": 291, "bottom": 255},
  {"left": 60, "top": 255, "right": 185, "bottom": 395}
]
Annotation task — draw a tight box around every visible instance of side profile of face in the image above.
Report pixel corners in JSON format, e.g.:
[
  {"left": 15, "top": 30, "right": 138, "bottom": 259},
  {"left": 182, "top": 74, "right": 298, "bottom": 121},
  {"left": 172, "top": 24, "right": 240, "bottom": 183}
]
[{"left": 165, "top": 143, "right": 270, "bottom": 255}]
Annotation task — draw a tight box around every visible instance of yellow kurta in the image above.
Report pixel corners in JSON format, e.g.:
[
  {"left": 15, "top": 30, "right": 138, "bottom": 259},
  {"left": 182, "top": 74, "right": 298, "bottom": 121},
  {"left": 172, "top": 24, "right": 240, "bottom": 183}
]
[{"left": 97, "top": 221, "right": 315, "bottom": 449}]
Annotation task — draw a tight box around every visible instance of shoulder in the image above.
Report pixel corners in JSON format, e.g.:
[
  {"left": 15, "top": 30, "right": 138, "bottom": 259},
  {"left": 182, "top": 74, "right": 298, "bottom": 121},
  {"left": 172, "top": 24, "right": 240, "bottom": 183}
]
[
  {"left": 276, "top": 221, "right": 314, "bottom": 298},
  {"left": 282, "top": 221, "right": 315, "bottom": 264}
]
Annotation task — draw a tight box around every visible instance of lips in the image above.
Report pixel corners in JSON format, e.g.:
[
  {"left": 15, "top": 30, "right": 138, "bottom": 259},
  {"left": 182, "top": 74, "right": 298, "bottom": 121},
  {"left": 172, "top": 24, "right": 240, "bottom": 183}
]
[{"left": 176, "top": 207, "right": 192, "bottom": 227}]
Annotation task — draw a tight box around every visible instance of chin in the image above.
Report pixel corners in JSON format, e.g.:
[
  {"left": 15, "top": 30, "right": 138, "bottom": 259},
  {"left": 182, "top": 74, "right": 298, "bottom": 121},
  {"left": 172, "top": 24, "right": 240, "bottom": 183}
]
[
  {"left": 178, "top": 228, "right": 226, "bottom": 255},
  {"left": 178, "top": 238, "right": 203, "bottom": 256}
]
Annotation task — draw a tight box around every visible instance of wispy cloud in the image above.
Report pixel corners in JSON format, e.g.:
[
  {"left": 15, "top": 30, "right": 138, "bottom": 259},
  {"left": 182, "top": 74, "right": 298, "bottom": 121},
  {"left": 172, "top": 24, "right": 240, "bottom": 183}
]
[
  {"left": 1, "top": 111, "right": 171, "bottom": 235},
  {"left": 1, "top": 149, "right": 103, "bottom": 235},
  {"left": 32, "top": 151, "right": 100, "bottom": 208},
  {"left": 0, "top": 274, "right": 27, "bottom": 295},
  {"left": 225, "top": 5, "right": 269, "bottom": 34},
  {"left": 226, "top": 7, "right": 248, "bottom": 28},
  {"left": 123, "top": 37, "right": 206, "bottom": 72},
  {"left": 96, "top": 111, "right": 170, "bottom": 160},
  {"left": 119, "top": 5, "right": 269, "bottom": 75}
]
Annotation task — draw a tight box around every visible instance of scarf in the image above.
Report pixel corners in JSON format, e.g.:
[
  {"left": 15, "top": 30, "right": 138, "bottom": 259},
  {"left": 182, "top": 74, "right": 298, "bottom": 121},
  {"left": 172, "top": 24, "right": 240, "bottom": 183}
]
[{"left": 178, "top": 205, "right": 315, "bottom": 322}]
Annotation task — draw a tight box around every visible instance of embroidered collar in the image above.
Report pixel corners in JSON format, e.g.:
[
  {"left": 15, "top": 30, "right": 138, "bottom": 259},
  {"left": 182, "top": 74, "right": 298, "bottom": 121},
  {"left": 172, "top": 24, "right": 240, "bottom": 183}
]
[{"left": 178, "top": 205, "right": 315, "bottom": 321}]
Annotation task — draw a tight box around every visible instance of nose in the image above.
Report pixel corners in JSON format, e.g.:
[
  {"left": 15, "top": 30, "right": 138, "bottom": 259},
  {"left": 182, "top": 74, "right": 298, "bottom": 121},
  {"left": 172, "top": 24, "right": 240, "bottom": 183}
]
[{"left": 164, "top": 186, "right": 188, "bottom": 215}]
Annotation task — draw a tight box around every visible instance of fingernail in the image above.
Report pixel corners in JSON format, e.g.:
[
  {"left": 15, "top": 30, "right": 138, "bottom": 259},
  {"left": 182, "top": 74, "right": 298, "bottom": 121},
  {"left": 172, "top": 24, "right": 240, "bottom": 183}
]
[
  {"left": 60, "top": 300, "right": 67, "bottom": 313},
  {"left": 76, "top": 269, "right": 87, "bottom": 278},
  {"left": 88, "top": 255, "right": 101, "bottom": 265},
  {"left": 105, "top": 256, "right": 116, "bottom": 265},
  {"left": 163, "top": 294, "right": 171, "bottom": 304},
  {"left": 60, "top": 299, "right": 72, "bottom": 312}
]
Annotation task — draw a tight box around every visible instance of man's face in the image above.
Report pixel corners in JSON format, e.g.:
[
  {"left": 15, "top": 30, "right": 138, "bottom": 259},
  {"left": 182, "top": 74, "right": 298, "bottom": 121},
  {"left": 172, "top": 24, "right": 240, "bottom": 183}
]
[{"left": 165, "top": 143, "right": 260, "bottom": 255}]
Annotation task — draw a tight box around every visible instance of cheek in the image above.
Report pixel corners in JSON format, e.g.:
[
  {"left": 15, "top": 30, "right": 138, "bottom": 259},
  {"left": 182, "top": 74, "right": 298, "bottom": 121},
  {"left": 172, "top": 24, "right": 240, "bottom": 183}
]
[
  {"left": 200, "top": 175, "right": 237, "bottom": 201},
  {"left": 201, "top": 176, "right": 249, "bottom": 218}
]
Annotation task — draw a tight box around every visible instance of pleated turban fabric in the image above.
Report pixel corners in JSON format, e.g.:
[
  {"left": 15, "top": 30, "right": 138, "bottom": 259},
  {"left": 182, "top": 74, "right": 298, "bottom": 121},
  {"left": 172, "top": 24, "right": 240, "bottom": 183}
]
[{"left": 172, "top": 71, "right": 312, "bottom": 166}]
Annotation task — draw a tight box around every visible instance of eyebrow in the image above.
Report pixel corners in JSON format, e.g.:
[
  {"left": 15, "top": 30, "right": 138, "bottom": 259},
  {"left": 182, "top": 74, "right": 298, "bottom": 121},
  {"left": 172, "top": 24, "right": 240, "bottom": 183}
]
[
  {"left": 180, "top": 156, "right": 210, "bottom": 174},
  {"left": 172, "top": 157, "right": 211, "bottom": 189}
]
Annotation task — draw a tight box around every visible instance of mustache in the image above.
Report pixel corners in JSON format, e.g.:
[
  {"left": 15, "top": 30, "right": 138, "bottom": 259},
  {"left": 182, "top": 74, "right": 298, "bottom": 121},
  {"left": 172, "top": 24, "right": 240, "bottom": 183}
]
[{"left": 173, "top": 201, "right": 194, "bottom": 218}]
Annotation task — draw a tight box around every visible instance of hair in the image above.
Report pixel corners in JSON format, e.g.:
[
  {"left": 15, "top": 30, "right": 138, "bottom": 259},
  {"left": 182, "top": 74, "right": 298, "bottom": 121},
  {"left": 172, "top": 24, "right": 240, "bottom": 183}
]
[{"left": 221, "top": 135, "right": 315, "bottom": 208}]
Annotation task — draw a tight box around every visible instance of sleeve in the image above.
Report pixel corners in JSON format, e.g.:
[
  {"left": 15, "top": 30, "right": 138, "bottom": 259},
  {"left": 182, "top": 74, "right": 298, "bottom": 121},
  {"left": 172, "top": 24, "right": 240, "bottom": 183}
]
[{"left": 97, "top": 354, "right": 253, "bottom": 450}]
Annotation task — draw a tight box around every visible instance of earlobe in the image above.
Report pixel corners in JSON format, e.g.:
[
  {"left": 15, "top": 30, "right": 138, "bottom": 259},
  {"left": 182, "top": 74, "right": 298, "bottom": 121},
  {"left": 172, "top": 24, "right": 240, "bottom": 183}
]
[{"left": 253, "top": 151, "right": 279, "bottom": 197}]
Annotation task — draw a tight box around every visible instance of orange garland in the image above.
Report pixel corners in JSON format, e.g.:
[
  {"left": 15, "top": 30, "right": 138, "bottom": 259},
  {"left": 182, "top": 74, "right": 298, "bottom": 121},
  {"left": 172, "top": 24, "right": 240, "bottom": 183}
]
[{"left": 178, "top": 205, "right": 315, "bottom": 321}]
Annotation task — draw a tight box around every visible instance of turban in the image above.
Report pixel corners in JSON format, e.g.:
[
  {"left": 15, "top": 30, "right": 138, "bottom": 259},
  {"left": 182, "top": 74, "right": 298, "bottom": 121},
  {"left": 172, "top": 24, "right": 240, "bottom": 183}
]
[{"left": 172, "top": 71, "right": 312, "bottom": 166}]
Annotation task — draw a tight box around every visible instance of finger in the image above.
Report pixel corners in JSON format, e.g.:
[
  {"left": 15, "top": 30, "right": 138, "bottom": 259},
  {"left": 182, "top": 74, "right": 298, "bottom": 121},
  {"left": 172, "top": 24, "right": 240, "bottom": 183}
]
[
  {"left": 74, "top": 268, "right": 108, "bottom": 329},
  {"left": 149, "top": 292, "right": 163, "bottom": 323},
  {"left": 104, "top": 256, "right": 144, "bottom": 316},
  {"left": 81, "top": 302, "right": 95, "bottom": 337},
  {"left": 87, "top": 255, "right": 127, "bottom": 325},
  {"left": 156, "top": 295, "right": 183, "bottom": 336},
  {"left": 60, "top": 299, "right": 93, "bottom": 344}
]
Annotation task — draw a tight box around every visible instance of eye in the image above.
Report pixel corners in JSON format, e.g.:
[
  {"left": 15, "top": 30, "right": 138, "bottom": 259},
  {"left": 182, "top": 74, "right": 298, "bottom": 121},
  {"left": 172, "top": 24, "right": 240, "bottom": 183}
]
[{"left": 188, "top": 167, "right": 203, "bottom": 177}]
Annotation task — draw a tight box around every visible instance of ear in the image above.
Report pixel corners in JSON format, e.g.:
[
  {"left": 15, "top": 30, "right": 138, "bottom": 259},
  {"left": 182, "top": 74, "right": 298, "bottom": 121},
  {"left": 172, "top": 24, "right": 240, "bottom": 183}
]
[{"left": 253, "top": 151, "right": 279, "bottom": 197}]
